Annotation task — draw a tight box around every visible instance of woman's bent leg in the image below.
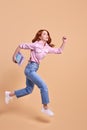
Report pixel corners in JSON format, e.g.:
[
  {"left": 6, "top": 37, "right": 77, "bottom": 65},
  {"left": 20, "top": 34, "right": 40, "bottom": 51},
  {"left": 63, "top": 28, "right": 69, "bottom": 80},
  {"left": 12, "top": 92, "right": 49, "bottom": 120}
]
[{"left": 15, "top": 77, "right": 34, "bottom": 98}]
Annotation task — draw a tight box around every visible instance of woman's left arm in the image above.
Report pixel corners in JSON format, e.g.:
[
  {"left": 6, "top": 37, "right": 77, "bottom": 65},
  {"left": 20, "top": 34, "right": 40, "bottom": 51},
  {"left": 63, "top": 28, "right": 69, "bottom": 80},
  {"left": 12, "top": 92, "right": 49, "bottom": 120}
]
[
  {"left": 48, "top": 37, "right": 67, "bottom": 54},
  {"left": 59, "top": 37, "right": 67, "bottom": 52}
]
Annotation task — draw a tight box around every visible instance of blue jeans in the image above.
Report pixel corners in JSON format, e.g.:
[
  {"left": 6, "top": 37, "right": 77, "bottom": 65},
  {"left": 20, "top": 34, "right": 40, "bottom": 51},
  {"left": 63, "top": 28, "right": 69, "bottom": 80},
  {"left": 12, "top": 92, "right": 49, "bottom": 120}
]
[{"left": 15, "top": 61, "right": 50, "bottom": 104}]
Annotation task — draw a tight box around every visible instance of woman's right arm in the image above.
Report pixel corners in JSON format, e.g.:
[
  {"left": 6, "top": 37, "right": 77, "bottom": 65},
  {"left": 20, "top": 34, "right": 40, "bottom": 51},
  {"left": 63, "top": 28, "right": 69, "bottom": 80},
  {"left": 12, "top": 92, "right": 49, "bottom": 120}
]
[{"left": 12, "top": 42, "right": 36, "bottom": 63}]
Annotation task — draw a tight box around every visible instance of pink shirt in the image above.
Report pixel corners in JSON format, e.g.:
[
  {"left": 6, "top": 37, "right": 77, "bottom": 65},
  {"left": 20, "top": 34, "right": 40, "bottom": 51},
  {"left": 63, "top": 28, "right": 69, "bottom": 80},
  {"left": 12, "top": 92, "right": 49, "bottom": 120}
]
[{"left": 19, "top": 41, "right": 62, "bottom": 64}]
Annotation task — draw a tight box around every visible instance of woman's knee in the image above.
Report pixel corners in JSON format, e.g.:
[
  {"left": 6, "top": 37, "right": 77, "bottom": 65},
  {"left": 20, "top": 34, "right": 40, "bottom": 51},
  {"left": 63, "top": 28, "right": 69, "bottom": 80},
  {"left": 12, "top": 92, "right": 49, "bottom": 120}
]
[
  {"left": 26, "top": 87, "right": 34, "bottom": 94},
  {"left": 40, "top": 84, "right": 48, "bottom": 93}
]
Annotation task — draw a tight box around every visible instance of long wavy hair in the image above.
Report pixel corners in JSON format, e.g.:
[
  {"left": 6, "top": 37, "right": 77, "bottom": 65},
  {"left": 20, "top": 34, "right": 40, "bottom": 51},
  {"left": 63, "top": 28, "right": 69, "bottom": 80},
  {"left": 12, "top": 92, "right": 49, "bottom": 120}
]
[{"left": 32, "top": 29, "right": 55, "bottom": 47}]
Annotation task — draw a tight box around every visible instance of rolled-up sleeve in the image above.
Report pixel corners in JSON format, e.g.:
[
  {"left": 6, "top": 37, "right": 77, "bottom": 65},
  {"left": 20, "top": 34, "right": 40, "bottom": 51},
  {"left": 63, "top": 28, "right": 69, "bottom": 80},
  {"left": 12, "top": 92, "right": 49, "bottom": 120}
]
[
  {"left": 48, "top": 46, "right": 62, "bottom": 54},
  {"left": 19, "top": 43, "right": 35, "bottom": 50}
]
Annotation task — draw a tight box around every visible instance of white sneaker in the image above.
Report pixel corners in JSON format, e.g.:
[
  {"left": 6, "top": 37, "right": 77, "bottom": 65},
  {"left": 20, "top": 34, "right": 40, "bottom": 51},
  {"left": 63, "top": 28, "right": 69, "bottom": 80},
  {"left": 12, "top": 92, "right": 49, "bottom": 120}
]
[
  {"left": 5, "top": 91, "right": 12, "bottom": 104},
  {"left": 41, "top": 108, "right": 54, "bottom": 116}
]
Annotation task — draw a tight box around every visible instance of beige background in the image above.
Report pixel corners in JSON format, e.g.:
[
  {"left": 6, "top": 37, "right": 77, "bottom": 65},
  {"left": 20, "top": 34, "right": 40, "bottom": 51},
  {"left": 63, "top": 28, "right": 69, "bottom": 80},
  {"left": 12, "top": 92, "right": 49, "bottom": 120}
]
[{"left": 0, "top": 0, "right": 87, "bottom": 130}]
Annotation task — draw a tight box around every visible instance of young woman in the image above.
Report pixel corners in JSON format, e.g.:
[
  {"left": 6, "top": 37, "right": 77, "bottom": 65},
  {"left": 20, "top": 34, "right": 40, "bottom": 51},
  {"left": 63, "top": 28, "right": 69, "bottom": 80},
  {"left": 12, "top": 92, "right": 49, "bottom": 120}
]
[{"left": 5, "top": 29, "right": 67, "bottom": 116}]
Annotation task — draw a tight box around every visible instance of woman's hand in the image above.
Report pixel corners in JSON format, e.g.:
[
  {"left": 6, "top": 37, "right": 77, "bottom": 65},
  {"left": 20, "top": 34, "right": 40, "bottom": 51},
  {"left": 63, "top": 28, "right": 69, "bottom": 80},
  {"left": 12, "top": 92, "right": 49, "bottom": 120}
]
[
  {"left": 12, "top": 46, "right": 21, "bottom": 63},
  {"left": 62, "top": 36, "right": 67, "bottom": 43},
  {"left": 12, "top": 55, "right": 17, "bottom": 63}
]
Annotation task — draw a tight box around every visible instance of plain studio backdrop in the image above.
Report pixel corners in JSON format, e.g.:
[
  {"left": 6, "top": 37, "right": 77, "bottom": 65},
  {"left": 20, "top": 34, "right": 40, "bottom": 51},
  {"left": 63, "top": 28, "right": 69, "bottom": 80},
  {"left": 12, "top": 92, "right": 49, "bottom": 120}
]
[{"left": 0, "top": 0, "right": 87, "bottom": 130}]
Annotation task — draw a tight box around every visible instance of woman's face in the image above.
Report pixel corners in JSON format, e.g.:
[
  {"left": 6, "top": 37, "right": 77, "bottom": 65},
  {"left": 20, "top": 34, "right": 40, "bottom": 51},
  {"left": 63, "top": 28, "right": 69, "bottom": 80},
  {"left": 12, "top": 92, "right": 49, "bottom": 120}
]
[{"left": 39, "top": 31, "right": 49, "bottom": 42}]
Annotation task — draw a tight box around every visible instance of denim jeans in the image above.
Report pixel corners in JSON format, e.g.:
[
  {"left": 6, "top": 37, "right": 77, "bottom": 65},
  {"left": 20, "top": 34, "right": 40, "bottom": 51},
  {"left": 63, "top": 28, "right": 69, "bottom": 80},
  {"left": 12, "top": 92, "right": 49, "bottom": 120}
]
[{"left": 15, "top": 61, "right": 50, "bottom": 104}]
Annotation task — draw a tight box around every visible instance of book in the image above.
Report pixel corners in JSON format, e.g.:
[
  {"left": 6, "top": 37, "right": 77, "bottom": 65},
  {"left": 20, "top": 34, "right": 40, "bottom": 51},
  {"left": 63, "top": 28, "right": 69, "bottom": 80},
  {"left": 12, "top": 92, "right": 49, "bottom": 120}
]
[{"left": 15, "top": 52, "right": 24, "bottom": 65}]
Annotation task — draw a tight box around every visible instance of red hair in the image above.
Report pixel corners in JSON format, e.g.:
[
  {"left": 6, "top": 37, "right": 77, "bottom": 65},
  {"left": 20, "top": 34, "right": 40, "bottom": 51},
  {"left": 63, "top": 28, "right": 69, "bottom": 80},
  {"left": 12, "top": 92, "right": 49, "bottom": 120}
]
[{"left": 32, "top": 29, "right": 55, "bottom": 47}]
